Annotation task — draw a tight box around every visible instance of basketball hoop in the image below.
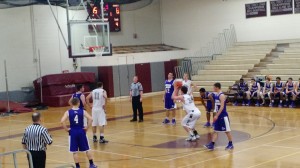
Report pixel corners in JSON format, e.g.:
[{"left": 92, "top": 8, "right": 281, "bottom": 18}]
[{"left": 88, "top": 46, "right": 105, "bottom": 56}]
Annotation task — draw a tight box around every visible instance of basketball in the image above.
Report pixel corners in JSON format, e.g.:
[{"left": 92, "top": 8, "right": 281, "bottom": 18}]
[{"left": 174, "top": 79, "right": 183, "bottom": 88}]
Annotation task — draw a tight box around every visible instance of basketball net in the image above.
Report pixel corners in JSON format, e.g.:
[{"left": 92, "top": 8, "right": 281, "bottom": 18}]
[{"left": 89, "top": 46, "right": 105, "bottom": 56}]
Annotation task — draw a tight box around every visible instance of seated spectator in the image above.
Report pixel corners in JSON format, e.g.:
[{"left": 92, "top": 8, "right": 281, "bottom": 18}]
[
  {"left": 273, "top": 77, "right": 285, "bottom": 108},
  {"left": 294, "top": 78, "right": 300, "bottom": 102},
  {"left": 246, "top": 78, "right": 261, "bottom": 106},
  {"left": 284, "top": 77, "right": 296, "bottom": 108},
  {"left": 233, "top": 78, "right": 248, "bottom": 106},
  {"left": 260, "top": 77, "right": 273, "bottom": 107}
]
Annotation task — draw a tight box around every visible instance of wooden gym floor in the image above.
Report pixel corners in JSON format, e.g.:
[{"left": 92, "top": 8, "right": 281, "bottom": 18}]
[{"left": 0, "top": 94, "right": 300, "bottom": 168}]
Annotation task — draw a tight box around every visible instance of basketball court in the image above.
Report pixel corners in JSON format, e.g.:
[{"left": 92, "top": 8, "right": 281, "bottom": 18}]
[
  {"left": 0, "top": 94, "right": 300, "bottom": 167},
  {"left": 1, "top": 0, "right": 300, "bottom": 168}
]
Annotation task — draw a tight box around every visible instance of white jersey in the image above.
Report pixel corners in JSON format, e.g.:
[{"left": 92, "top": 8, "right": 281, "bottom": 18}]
[
  {"left": 182, "top": 94, "right": 198, "bottom": 113},
  {"left": 182, "top": 80, "right": 192, "bottom": 94},
  {"left": 92, "top": 88, "right": 106, "bottom": 110}
]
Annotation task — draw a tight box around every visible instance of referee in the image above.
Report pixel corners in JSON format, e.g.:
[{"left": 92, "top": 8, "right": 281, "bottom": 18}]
[
  {"left": 130, "top": 76, "right": 144, "bottom": 122},
  {"left": 22, "top": 112, "right": 52, "bottom": 168}
]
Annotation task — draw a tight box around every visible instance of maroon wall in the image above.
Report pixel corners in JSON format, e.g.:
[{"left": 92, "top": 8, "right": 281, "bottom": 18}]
[
  {"left": 98, "top": 66, "right": 114, "bottom": 97},
  {"left": 164, "top": 60, "right": 178, "bottom": 79},
  {"left": 135, "top": 63, "right": 152, "bottom": 93}
]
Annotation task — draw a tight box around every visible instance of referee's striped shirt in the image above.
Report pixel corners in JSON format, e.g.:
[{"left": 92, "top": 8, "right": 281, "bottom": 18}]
[{"left": 22, "top": 124, "right": 53, "bottom": 151}]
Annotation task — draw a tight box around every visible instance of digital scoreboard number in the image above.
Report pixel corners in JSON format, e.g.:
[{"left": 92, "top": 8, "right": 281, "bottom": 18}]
[{"left": 88, "top": 2, "right": 121, "bottom": 32}]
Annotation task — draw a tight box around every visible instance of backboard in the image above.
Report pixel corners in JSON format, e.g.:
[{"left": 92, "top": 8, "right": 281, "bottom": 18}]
[{"left": 68, "top": 21, "right": 111, "bottom": 58}]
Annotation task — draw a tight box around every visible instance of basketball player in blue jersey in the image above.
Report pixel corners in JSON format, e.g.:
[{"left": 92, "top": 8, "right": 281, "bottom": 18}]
[
  {"left": 260, "top": 77, "right": 273, "bottom": 106},
  {"left": 204, "top": 83, "right": 233, "bottom": 151},
  {"left": 294, "top": 78, "right": 300, "bottom": 101},
  {"left": 69, "top": 84, "right": 86, "bottom": 110},
  {"left": 285, "top": 78, "right": 296, "bottom": 108},
  {"left": 162, "top": 73, "right": 176, "bottom": 125},
  {"left": 246, "top": 78, "right": 261, "bottom": 106},
  {"left": 274, "top": 77, "right": 285, "bottom": 107},
  {"left": 199, "top": 88, "right": 215, "bottom": 128},
  {"left": 61, "top": 98, "right": 97, "bottom": 168},
  {"left": 233, "top": 78, "right": 248, "bottom": 106}
]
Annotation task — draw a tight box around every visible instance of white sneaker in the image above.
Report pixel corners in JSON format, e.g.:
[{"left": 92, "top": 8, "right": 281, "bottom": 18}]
[
  {"left": 195, "top": 134, "right": 200, "bottom": 139},
  {"left": 185, "top": 135, "right": 196, "bottom": 141}
]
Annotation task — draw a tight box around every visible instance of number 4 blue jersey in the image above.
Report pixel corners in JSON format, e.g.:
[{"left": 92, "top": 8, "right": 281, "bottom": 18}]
[{"left": 69, "top": 109, "right": 84, "bottom": 129}]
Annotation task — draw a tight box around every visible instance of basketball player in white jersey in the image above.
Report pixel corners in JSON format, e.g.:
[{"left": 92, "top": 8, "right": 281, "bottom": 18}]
[
  {"left": 182, "top": 73, "right": 195, "bottom": 96},
  {"left": 86, "top": 82, "right": 108, "bottom": 144},
  {"left": 172, "top": 85, "right": 201, "bottom": 141}
]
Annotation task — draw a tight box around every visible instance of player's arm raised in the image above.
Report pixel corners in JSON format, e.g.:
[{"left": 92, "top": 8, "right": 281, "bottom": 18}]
[
  {"left": 213, "top": 94, "right": 225, "bottom": 122},
  {"left": 171, "top": 86, "right": 184, "bottom": 102},
  {"left": 83, "top": 110, "right": 93, "bottom": 131},
  {"left": 61, "top": 111, "right": 70, "bottom": 132}
]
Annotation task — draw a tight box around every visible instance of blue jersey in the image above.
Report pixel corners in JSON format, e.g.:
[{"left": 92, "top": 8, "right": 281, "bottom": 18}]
[
  {"left": 214, "top": 92, "right": 228, "bottom": 118},
  {"left": 239, "top": 82, "right": 247, "bottom": 91},
  {"left": 72, "top": 93, "right": 84, "bottom": 109},
  {"left": 201, "top": 92, "right": 212, "bottom": 105},
  {"left": 265, "top": 82, "right": 272, "bottom": 91},
  {"left": 287, "top": 82, "right": 294, "bottom": 91},
  {"left": 275, "top": 82, "right": 283, "bottom": 92},
  {"left": 165, "top": 80, "right": 174, "bottom": 97},
  {"left": 251, "top": 82, "right": 259, "bottom": 91},
  {"left": 68, "top": 109, "right": 84, "bottom": 129}
]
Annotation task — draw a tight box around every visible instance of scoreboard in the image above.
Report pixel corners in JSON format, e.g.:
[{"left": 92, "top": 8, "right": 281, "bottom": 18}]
[{"left": 87, "top": 2, "right": 121, "bottom": 32}]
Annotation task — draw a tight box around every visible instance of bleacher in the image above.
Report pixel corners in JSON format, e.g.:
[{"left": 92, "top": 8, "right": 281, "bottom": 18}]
[
  {"left": 192, "top": 39, "right": 300, "bottom": 98},
  {"left": 192, "top": 43, "right": 276, "bottom": 98}
]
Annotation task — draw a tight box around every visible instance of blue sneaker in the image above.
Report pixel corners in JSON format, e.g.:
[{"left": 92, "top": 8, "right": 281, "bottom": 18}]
[
  {"left": 233, "top": 102, "right": 238, "bottom": 106},
  {"left": 203, "top": 122, "right": 211, "bottom": 128},
  {"left": 278, "top": 103, "right": 283, "bottom": 108},
  {"left": 204, "top": 142, "right": 214, "bottom": 151},
  {"left": 242, "top": 101, "right": 245, "bottom": 106},
  {"left": 225, "top": 143, "right": 234, "bottom": 150},
  {"left": 246, "top": 102, "right": 250, "bottom": 106},
  {"left": 162, "top": 118, "right": 170, "bottom": 124},
  {"left": 289, "top": 102, "right": 296, "bottom": 108},
  {"left": 211, "top": 123, "right": 215, "bottom": 128},
  {"left": 255, "top": 103, "right": 260, "bottom": 107},
  {"left": 284, "top": 102, "right": 288, "bottom": 107},
  {"left": 269, "top": 102, "right": 274, "bottom": 107},
  {"left": 89, "top": 164, "right": 98, "bottom": 168},
  {"left": 171, "top": 119, "right": 176, "bottom": 125}
]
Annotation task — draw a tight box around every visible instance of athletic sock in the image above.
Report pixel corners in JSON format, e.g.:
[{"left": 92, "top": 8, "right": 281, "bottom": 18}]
[
  {"left": 280, "top": 100, "right": 283, "bottom": 103},
  {"left": 76, "top": 163, "right": 80, "bottom": 168},
  {"left": 89, "top": 160, "right": 94, "bottom": 165},
  {"left": 193, "top": 130, "right": 198, "bottom": 136},
  {"left": 272, "top": 100, "right": 274, "bottom": 103}
]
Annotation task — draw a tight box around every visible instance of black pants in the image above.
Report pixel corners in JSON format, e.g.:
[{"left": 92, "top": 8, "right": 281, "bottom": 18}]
[
  {"left": 132, "top": 95, "right": 143, "bottom": 120},
  {"left": 28, "top": 151, "right": 46, "bottom": 168}
]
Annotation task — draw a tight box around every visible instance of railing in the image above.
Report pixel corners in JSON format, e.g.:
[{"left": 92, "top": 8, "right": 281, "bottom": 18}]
[
  {"left": 194, "top": 24, "right": 237, "bottom": 57},
  {"left": 174, "top": 56, "right": 214, "bottom": 79},
  {"left": 0, "top": 149, "right": 33, "bottom": 168}
]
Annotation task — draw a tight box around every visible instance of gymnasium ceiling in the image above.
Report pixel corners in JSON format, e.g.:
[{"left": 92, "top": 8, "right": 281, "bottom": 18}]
[{"left": 0, "top": 0, "right": 144, "bottom": 9}]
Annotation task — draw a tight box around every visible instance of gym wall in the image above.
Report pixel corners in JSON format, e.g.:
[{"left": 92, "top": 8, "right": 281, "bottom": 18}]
[
  {"left": 0, "top": 0, "right": 163, "bottom": 102},
  {"left": 161, "top": 0, "right": 300, "bottom": 51}
]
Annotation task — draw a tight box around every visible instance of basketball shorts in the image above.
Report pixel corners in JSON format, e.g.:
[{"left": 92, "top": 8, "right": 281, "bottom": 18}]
[
  {"left": 263, "top": 92, "right": 271, "bottom": 98},
  {"left": 92, "top": 108, "right": 107, "bottom": 126},
  {"left": 237, "top": 91, "right": 245, "bottom": 97},
  {"left": 275, "top": 91, "right": 285, "bottom": 97},
  {"left": 69, "top": 129, "right": 90, "bottom": 152},
  {"left": 285, "top": 91, "right": 295, "bottom": 97},
  {"left": 165, "top": 95, "right": 175, "bottom": 110},
  {"left": 250, "top": 91, "right": 260, "bottom": 97},
  {"left": 206, "top": 102, "right": 213, "bottom": 113},
  {"left": 181, "top": 109, "right": 201, "bottom": 129},
  {"left": 214, "top": 116, "right": 231, "bottom": 132}
]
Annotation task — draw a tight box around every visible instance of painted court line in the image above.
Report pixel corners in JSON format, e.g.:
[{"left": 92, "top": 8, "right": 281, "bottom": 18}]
[
  {"left": 246, "top": 151, "right": 300, "bottom": 168},
  {"left": 263, "top": 144, "right": 300, "bottom": 150},
  {"left": 177, "top": 134, "right": 300, "bottom": 167},
  {"left": 52, "top": 144, "right": 165, "bottom": 162}
]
